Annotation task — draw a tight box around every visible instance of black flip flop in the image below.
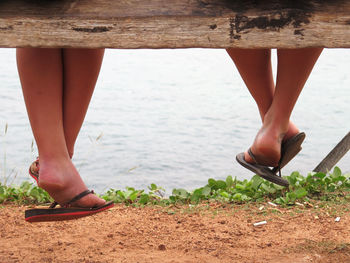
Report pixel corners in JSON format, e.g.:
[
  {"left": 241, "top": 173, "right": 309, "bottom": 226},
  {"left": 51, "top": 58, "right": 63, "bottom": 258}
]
[
  {"left": 272, "top": 132, "right": 306, "bottom": 174},
  {"left": 236, "top": 150, "right": 289, "bottom": 187},
  {"left": 25, "top": 190, "right": 114, "bottom": 222}
]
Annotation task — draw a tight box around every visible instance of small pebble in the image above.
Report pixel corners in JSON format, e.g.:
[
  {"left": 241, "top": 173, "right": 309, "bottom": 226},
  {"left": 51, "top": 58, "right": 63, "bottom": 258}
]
[{"left": 253, "top": 221, "right": 267, "bottom": 227}]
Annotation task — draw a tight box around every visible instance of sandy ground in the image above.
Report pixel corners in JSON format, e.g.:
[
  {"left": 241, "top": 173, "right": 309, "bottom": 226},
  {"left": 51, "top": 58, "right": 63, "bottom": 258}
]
[{"left": 0, "top": 202, "right": 349, "bottom": 263}]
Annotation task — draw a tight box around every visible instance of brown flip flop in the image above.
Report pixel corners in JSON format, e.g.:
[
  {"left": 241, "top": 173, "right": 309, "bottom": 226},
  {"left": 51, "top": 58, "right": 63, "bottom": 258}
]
[
  {"left": 236, "top": 149, "right": 289, "bottom": 187},
  {"left": 272, "top": 132, "right": 305, "bottom": 174}
]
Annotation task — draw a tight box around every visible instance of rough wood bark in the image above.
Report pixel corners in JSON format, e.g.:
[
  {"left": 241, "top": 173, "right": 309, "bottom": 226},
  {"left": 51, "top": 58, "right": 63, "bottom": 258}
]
[
  {"left": 313, "top": 132, "right": 350, "bottom": 173},
  {"left": 0, "top": 0, "right": 350, "bottom": 48}
]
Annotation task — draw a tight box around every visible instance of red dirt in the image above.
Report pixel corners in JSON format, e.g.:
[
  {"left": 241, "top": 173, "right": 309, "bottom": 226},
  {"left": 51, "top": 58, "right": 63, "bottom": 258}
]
[{"left": 0, "top": 202, "right": 349, "bottom": 263}]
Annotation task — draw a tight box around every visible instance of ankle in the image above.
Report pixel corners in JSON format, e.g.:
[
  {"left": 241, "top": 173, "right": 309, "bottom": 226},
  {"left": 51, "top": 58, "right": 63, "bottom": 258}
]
[
  {"left": 284, "top": 122, "right": 300, "bottom": 141},
  {"left": 38, "top": 153, "right": 70, "bottom": 166},
  {"left": 263, "top": 115, "right": 289, "bottom": 140}
]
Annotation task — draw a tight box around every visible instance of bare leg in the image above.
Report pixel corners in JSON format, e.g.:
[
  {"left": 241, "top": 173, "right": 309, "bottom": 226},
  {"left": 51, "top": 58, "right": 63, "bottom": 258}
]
[
  {"left": 62, "top": 48, "right": 105, "bottom": 158},
  {"left": 226, "top": 48, "right": 299, "bottom": 139},
  {"left": 245, "top": 48, "right": 323, "bottom": 166},
  {"left": 27, "top": 48, "right": 105, "bottom": 176},
  {"left": 16, "top": 48, "right": 105, "bottom": 207}
]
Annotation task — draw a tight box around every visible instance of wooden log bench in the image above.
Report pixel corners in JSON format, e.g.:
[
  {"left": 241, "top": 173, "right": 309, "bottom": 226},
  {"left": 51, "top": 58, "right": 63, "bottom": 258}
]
[{"left": 1, "top": 0, "right": 349, "bottom": 172}]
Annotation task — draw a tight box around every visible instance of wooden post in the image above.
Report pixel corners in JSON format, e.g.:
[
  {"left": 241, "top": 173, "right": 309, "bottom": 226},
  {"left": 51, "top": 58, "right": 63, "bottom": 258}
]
[
  {"left": 1, "top": 0, "right": 350, "bottom": 49},
  {"left": 313, "top": 132, "right": 350, "bottom": 173}
]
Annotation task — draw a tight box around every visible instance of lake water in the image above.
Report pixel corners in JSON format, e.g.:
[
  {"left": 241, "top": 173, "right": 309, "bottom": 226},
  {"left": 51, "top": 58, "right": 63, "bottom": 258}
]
[{"left": 0, "top": 48, "right": 349, "bottom": 193}]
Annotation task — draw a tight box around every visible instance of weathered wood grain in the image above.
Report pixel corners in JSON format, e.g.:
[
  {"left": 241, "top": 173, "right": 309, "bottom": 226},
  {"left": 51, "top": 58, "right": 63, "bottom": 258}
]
[
  {"left": 313, "top": 132, "right": 350, "bottom": 174},
  {"left": 0, "top": 0, "right": 350, "bottom": 48}
]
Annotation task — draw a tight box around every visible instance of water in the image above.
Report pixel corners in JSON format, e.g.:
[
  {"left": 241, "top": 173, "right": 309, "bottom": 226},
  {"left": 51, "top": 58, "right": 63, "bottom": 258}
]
[{"left": 0, "top": 48, "right": 349, "bottom": 193}]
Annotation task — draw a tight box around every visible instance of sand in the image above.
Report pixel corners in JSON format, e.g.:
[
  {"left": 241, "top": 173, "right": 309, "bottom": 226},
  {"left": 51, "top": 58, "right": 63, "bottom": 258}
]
[{"left": 0, "top": 202, "right": 349, "bottom": 263}]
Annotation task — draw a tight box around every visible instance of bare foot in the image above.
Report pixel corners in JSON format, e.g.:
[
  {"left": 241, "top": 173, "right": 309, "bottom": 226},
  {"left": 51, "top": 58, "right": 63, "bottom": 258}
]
[
  {"left": 37, "top": 157, "right": 106, "bottom": 208},
  {"left": 244, "top": 123, "right": 286, "bottom": 167}
]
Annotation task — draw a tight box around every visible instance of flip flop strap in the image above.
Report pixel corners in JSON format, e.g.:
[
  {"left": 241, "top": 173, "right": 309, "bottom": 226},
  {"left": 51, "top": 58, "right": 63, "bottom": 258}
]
[
  {"left": 247, "top": 148, "right": 258, "bottom": 164},
  {"left": 49, "top": 190, "right": 94, "bottom": 209},
  {"left": 274, "top": 159, "right": 282, "bottom": 177},
  {"left": 49, "top": 201, "right": 59, "bottom": 209},
  {"left": 249, "top": 148, "right": 282, "bottom": 177}
]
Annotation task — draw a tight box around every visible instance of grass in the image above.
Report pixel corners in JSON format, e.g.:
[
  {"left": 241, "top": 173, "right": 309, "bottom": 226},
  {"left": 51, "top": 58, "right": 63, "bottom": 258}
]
[{"left": 0, "top": 167, "right": 349, "bottom": 208}]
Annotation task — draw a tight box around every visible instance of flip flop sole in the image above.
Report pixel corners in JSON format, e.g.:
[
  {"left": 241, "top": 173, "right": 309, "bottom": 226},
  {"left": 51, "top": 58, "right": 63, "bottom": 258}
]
[
  {"left": 25, "top": 201, "right": 114, "bottom": 222},
  {"left": 277, "top": 132, "right": 306, "bottom": 170},
  {"left": 236, "top": 153, "right": 289, "bottom": 187}
]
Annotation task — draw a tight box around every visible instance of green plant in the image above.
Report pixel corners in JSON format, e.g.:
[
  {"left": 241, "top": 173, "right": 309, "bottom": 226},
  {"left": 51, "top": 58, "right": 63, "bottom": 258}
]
[
  {"left": 1, "top": 167, "right": 349, "bottom": 207},
  {"left": 101, "top": 167, "right": 350, "bottom": 207},
  {"left": 0, "top": 181, "right": 51, "bottom": 204}
]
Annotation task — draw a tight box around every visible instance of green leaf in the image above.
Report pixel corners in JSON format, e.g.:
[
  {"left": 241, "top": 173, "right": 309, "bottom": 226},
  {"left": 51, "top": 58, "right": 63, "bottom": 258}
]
[
  {"left": 273, "top": 184, "right": 285, "bottom": 190},
  {"left": 251, "top": 175, "right": 263, "bottom": 190},
  {"left": 220, "top": 191, "right": 229, "bottom": 198},
  {"left": 20, "top": 181, "right": 32, "bottom": 191},
  {"left": 314, "top": 172, "right": 327, "bottom": 179},
  {"left": 287, "top": 171, "right": 299, "bottom": 185},
  {"left": 232, "top": 193, "right": 242, "bottom": 200},
  {"left": 286, "top": 192, "right": 297, "bottom": 202},
  {"left": 202, "top": 186, "right": 211, "bottom": 197},
  {"left": 191, "top": 189, "right": 202, "bottom": 202},
  {"left": 337, "top": 175, "right": 346, "bottom": 183},
  {"left": 117, "top": 190, "right": 126, "bottom": 199},
  {"left": 192, "top": 188, "right": 202, "bottom": 197},
  {"left": 29, "top": 188, "right": 39, "bottom": 198},
  {"left": 235, "top": 183, "right": 246, "bottom": 191},
  {"left": 129, "top": 191, "right": 139, "bottom": 201},
  {"left": 241, "top": 194, "right": 250, "bottom": 201},
  {"left": 261, "top": 183, "right": 276, "bottom": 194},
  {"left": 277, "top": 197, "right": 288, "bottom": 204},
  {"left": 327, "top": 183, "right": 336, "bottom": 192},
  {"left": 124, "top": 190, "right": 134, "bottom": 199},
  {"left": 216, "top": 180, "right": 227, "bottom": 190},
  {"left": 208, "top": 179, "right": 216, "bottom": 187},
  {"left": 139, "top": 194, "right": 150, "bottom": 204},
  {"left": 226, "top": 176, "right": 234, "bottom": 188},
  {"left": 173, "top": 189, "right": 189, "bottom": 199},
  {"left": 294, "top": 188, "right": 308, "bottom": 199},
  {"left": 333, "top": 167, "right": 342, "bottom": 178}
]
